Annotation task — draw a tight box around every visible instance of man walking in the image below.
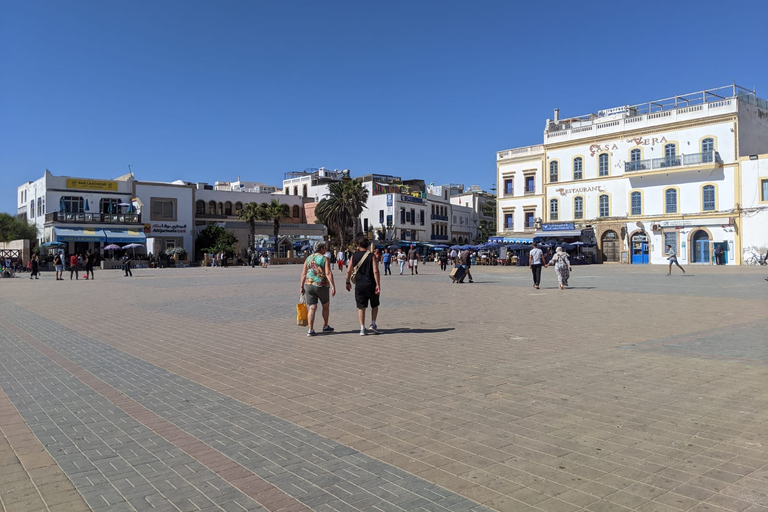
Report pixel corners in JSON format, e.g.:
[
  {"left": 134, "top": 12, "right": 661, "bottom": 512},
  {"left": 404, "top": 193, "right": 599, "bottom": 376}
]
[
  {"left": 529, "top": 242, "right": 544, "bottom": 289},
  {"left": 69, "top": 253, "right": 80, "bottom": 280},
  {"left": 85, "top": 250, "right": 96, "bottom": 279},
  {"left": 407, "top": 244, "right": 419, "bottom": 275},
  {"left": 346, "top": 237, "right": 381, "bottom": 336},
  {"left": 666, "top": 244, "right": 686, "bottom": 275},
  {"left": 457, "top": 247, "right": 474, "bottom": 283},
  {"left": 382, "top": 249, "right": 392, "bottom": 276},
  {"left": 336, "top": 248, "right": 346, "bottom": 272},
  {"left": 122, "top": 252, "right": 133, "bottom": 277}
]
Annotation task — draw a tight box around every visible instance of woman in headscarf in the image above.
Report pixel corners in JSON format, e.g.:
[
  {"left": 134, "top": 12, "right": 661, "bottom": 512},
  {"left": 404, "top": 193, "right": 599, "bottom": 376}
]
[{"left": 545, "top": 246, "right": 572, "bottom": 290}]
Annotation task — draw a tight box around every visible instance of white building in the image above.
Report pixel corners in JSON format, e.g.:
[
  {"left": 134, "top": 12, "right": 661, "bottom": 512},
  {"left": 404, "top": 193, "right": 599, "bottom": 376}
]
[
  {"left": 133, "top": 180, "right": 195, "bottom": 258},
  {"left": 497, "top": 84, "right": 768, "bottom": 264},
  {"left": 739, "top": 153, "right": 768, "bottom": 258},
  {"left": 214, "top": 178, "right": 276, "bottom": 194},
  {"left": 281, "top": 167, "right": 348, "bottom": 202}
]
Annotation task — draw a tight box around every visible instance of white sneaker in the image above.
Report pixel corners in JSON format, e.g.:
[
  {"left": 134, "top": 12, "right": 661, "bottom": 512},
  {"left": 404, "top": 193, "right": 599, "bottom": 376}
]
[
  {"left": 360, "top": 327, "right": 368, "bottom": 336},
  {"left": 368, "top": 323, "right": 380, "bottom": 334}
]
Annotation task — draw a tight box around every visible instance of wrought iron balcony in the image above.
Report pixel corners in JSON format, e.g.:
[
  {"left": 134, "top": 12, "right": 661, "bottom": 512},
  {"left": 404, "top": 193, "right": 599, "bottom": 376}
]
[
  {"left": 45, "top": 212, "right": 142, "bottom": 224},
  {"left": 625, "top": 151, "right": 721, "bottom": 173},
  {"left": 431, "top": 214, "right": 449, "bottom": 221}
]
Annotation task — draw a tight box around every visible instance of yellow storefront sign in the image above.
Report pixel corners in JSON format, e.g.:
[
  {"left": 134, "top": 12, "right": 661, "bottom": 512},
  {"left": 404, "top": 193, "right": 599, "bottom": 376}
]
[{"left": 66, "top": 178, "right": 118, "bottom": 191}]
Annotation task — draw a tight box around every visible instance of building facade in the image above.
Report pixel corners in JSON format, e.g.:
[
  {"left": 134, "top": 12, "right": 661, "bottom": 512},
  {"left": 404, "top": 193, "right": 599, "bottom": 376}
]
[{"left": 497, "top": 85, "right": 768, "bottom": 264}]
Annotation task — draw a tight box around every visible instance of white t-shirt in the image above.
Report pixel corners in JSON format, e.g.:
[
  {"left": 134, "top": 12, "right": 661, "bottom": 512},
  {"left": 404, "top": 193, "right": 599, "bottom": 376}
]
[
  {"left": 337, "top": 251, "right": 345, "bottom": 261},
  {"left": 529, "top": 248, "right": 544, "bottom": 265}
]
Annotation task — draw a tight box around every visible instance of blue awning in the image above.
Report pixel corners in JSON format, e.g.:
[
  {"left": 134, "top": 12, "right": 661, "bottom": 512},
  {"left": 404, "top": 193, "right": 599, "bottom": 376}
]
[
  {"left": 53, "top": 227, "right": 107, "bottom": 242},
  {"left": 103, "top": 229, "right": 147, "bottom": 243}
]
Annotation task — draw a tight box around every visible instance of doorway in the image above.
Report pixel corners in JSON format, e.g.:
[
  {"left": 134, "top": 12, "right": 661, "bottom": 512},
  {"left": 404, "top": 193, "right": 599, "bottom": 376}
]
[
  {"left": 601, "top": 230, "right": 620, "bottom": 262},
  {"left": 692, "top": 230, "right": 710, "bottom": 264},
  {"left": 631, "top": 232, "right": 649, "bottom": 264}
]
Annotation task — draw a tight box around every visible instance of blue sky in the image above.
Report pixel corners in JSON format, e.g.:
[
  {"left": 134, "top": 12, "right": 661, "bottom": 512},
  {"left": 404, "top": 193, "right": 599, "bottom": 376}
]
[{"left": 2, "top": 0, "right": 766, "bottom": 215}]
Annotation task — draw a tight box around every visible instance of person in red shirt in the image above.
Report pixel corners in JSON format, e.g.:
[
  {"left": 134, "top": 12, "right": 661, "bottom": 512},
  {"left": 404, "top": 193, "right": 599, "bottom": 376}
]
[{"left": 69, "top": 254, "right": 80, "bottom": 280}]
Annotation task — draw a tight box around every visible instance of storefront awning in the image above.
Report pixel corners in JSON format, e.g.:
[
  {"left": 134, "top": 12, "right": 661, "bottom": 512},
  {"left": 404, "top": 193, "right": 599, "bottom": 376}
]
[
  {"left": 103, "top": 229, "right": 147, "bottom": 243},
  {"left": 53, "top": 227, "right": 107, "bottom": 242},
  {"left": 534, "top": 229, "right": 583, "bottom": 238}
]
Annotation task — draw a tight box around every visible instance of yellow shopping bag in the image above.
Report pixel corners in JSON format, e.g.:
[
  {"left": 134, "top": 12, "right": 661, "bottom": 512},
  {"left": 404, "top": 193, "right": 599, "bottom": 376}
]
[{"left": 297, "top": 294, "right": 308, "bottom": 326}]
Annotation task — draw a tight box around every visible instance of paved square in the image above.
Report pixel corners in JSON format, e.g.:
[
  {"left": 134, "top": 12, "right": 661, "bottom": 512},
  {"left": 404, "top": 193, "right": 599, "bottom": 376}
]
[{"left": 1, "top": 262, "right": 767, "bottom": 512}]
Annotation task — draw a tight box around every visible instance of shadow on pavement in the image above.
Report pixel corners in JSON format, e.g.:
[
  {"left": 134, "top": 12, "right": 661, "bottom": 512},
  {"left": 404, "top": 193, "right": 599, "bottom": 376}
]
[{"left": 381, "top": 327, "right": 456, "bottom": 334}]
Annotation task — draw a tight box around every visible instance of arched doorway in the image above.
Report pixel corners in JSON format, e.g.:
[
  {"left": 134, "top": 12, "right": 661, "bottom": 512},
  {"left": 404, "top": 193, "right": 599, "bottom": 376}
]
[
  {"left": 601, "top": 230, "right": 620, "bottom": 262},
  {"left": 692, "top": 230, "right": 710, "bottom": 264},
  {"left": 630, "top": 231, "right": 649, "bottom": 264}
]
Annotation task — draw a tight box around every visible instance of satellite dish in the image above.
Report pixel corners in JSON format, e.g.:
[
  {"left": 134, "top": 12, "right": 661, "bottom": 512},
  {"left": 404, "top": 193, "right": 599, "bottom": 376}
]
[{"left": 635, "top": 221, "right": 644, "bottom": 229}]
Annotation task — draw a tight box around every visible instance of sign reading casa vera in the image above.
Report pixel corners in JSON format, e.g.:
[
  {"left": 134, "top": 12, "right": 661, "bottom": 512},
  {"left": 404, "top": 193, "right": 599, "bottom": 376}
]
[{"left": 66, "top": 179, "right": 118, "bottom": 191}]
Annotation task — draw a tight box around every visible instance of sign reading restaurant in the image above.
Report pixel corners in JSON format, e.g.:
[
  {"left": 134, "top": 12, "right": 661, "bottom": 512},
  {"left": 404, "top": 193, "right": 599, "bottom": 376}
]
[
  {"left": 66, "top": 178, "right": 118, "bottom": 191},
  {"left": 555, "top": 185, "right": 606, "bottom": 197}
]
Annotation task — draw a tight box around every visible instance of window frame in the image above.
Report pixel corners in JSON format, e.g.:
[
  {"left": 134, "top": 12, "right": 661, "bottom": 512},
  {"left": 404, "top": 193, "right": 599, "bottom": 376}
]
[
  {"left": 504, "top": 178, "right": 514, "bottom": 196},
  {"left": 701, "top": 137, "right": 715, "bottom": 163},
  {"left": 549, "top": 160, "right": 559, "bottom": 183},
  {"left": 761, "top": 178, "right": 768, "bottom": 203},
  {"left": 524, "top": 174, "right": 535, "bottom": 193},
  {"left": 598, "top": 153, "right": 610, "bottom": 176},
  {"left": 549, "top": 198, "right": 559, "bottom": 221},
  {"left": 598, "top": 194, "right": 610, "bottom": 217},
  {"left": 573, "top": 196, "right": 584, "bottom": 220},
  {"left": 701, "top": 184, "right": 716, "bottom": 211},
  {"left": 150, "top": 197, "right": 178, "bottom": 221},
  {"left": 630, "top": 190, "right": 643, "bottom": 216},
  {"left": 664, "top": 187, "right": 678, "bottom": 214},
  {"left": 504, "top": 213, "right": 514, "bottom": 230},
  {"left": 573, "top": 157, "right": 583, "bottom": 180}
]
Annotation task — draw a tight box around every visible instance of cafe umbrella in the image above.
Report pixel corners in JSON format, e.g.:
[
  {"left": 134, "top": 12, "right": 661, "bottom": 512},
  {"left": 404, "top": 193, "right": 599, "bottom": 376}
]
[
  {"left": 123, "top": 243, "right": 144, "bottom": 259},
  {"left": 103, "top": 244, "right": 121, "bottom": 259}
]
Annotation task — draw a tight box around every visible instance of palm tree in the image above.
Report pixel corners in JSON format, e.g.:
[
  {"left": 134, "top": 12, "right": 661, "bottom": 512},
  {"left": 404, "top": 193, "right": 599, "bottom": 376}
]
[
  {"left": 259, "top": 199, "right": 290, "bottom": 242},
  {"left": 316, "top": 179, "right": 369, "bottom": 248},
  {"left": 238, "top": 202, "right": 262, "bottom": 248}
]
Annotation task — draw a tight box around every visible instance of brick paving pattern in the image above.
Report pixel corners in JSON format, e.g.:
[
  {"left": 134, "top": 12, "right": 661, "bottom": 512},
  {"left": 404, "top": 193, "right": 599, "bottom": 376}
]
[{"left": 0, "top": 262, "right": 767, "bottom": 512}]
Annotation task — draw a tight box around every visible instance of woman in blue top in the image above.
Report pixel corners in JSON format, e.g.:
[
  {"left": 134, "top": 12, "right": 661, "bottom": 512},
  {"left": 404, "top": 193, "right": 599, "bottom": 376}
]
[{"left": 382, "top": 249, "right": 392, "bottom": 275}]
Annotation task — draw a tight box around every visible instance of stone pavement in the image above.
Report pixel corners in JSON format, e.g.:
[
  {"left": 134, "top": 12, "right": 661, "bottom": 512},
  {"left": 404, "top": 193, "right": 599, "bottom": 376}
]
[{"left": 0, "top": 262, "right": 767, "bottom": 512}]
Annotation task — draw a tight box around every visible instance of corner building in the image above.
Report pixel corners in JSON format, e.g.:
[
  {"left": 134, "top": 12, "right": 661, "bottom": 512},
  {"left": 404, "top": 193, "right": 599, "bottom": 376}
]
[{"left": 497, "top": 85, "right": 768, "bottom": 264}]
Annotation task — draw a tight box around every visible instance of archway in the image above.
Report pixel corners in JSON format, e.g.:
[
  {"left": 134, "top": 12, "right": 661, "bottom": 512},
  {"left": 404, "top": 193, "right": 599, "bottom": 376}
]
[
  {"left": 601, "top": 230, "right": 620, "bottom": 262},
  {"left": 692, "top": 230, "right": 710, "bottom": 264},
  {"left": 630, "top": 231, "right": 649, "bottom": 264}
]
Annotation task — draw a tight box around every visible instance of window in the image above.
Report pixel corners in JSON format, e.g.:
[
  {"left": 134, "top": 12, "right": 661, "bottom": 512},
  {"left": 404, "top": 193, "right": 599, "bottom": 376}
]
[
  {"left": 224, "top": 202, "right": 232, "bottom": 216},
  {"left": 631, "top": 191, "right": 642, "bottom": 216},
  {"left": 420, "top": 210, "right": 425, "bottom": 225},
  {"left": 525, "top": 175, "right": 535, "bottom": 193},
  {"left": 549, "top": 199, "right": 559, "bottom": 221},
  {"left": 573, "top": 157, "right": 583, "bottom": 180},
  {"left": 574, "top": 196, "right": 583, "bottom": 219},
  {"left": 37, "top": 198, "right": 42, "bottom": 216},
  {"left": 208, "top": 200, "right": 216, "bottom": 214},
  {"left": 599, "top": 194, "right": 610, "bottom": 217},
  {"left": 410, "top": 208, "right": 415, "bottom": 225},
  {"left": 664, "top": 231, "right": 677, "bottom": 252},
  {"left": 235, "top": 202, "right": 243, "bottom": 212},
  {"left": 504, "top": 213, "right": 514, "bottom": 229},
  {"left": 363, "top": 218, "right": 369, "bottom": 232},
  {"left": 549, "top": 161, "right": 558, "bottom": 182},
  {"left": 525, "top": 211, "right": 535, "bottom": 228},
  {"left": 665, "top": 188, "right": 677, "bottom": 214},
  {"left": 293, "top": 187, "right": 298, "bottom": 196},
  {"left": 292, "top": 205, "right": 301, "bottom": 218},
  {"left": 598, "top": 153, "right": 609, "bottom": 176},
  {"left": 664, "top": 143, "right": 677, "bottom": 166},
  {"left": 41, "top": 197, "right": 45, "bottom": 216},
  {"left": 762, "top": 179, "right": 768, "bottom": 202},
  {"left": 61, "top": 196, "right": 83, "bottom": 213},
  {"left": 400, "top": 208, "right": 405, "bottom": 224},
  {"left": 628, "top": 149, "right": 642, "bottom": 171},
  {"left": 29, "top": 201, "right": 33, "bottom": 219},
  {"left": 504, "top": 178, "right": 514, "bottom": 195},
  {"left": 284, "top": 188, "right": 289, "bottom": 195},
  {"left": 302, "top": 185, "right": 307, "bottom": 197},
  {"left": 702, "top": 185, "right": 715, "bottom": 211},
  {"left": 702, "top": 138, "right": 714, "bottom": 162},
  {"left": 196, "top": 200, "right": 206, "bottom": 215},
  {"left": 379, "top": 209, "right": 384, "bottom": 224},
  {"left": 150, "top": 198, "right": 177, "bottom": 221}
]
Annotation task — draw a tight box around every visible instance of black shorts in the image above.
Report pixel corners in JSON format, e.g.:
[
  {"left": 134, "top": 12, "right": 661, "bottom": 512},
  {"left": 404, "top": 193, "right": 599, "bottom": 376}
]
[{"left": 354, "top": 286, "right": 380, "bottom": 309}]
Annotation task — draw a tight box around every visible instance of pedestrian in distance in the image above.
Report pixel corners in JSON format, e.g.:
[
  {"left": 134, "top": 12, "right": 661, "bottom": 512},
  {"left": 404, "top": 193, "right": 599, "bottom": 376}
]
[
  {"left": 336, "top": 248, "right": 345, "bottom": 272},
  {"left": 85, "top": 250, "right": 96, "bottom": 280},
  {"left": 69, "top": 253, "right": 79, "bottom": 280},
  {"left": 53, "top": 251, "right": 64, "bottom": 280},
  {"left": 714, "top": 245, "right": 724, "bottom": 265},
  {"left": 396, "top": 248, "right": 407, "bottom": 275},
  {"left": 29, "top": 253, "right": 39, "bottom": 279},
  {"left": 346, "top": 237, "right": 381, "bottom": 335},
  {"left": 122, "top": 252, "right": 133, "bottom": 277},
  {"left": 408, "top": 244, "right": 419, "bottom": 275},
  {"left": 545, "top": 246, "right": 572, "bottom": 290},
  {"left": 529, "top": 242, "right": 545, "bottom": 289},
  {"left": 382, "top": 249, "right": 392, "bottom": 275},
  {"left": 457, "top": 248, "right": 473, "bottom": 283},
  {"left": 439, "top": 249, "right": 448, "bottom": 271},
  {"left": 666, "top": 245, "right": 686, "bottom": 275},
  {"left": 300, "top": 241, "right": 336, "bottom": 336}
]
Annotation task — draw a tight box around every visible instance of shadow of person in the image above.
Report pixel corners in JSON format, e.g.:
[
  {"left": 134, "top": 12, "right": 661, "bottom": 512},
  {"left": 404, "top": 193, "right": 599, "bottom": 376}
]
[{"left": 382, "top": 327, "right": 456, "bottom": 334}]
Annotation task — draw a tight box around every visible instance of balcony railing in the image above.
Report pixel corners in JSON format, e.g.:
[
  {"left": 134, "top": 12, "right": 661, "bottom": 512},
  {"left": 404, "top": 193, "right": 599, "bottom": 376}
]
[
  {"left": 431, "top": 234, "right": 449, "bottom": 241},
  {"left": 524, "top": 189, "right": 536, "bottom": 195},
  {"left": 45, "top": 212, "right": 142, "bottom": 224},
  {"left": 431, "top": 214, "right": 449, "bottom": 221},
  {"left": 625, "top": 151, "right": 721, "bottom": 173}
]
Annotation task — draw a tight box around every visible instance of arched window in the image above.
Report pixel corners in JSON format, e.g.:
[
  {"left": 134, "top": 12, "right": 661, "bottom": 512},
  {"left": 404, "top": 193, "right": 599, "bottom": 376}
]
[
  {"left": 284, "top": 188, "right": 289, "bottom": 195},
  {"left": 628, "top": 149, "right": 642, "bottom": 171},
  {"left": 702, "top": 138, "right": 714, "bottom": 162},
  {"left": 208, "top": 200, "right": 216, "bottom": 214},
  {"left": 549, "top": 198, "right": 559, "bottom": 221},
  {"left": 598, "top": 194, "right": 610, "bottom": 217},
  {"left": 293, "top": 187, "right": 298, "bottom": 196},
  {"left": 665, "top": 188, "right": 677, "bottom": 214},
  {"left": 224, "top": 201, "right": 232, "bottom": 216},
  {"left": 217, "top": 202, "right": 223, "bottom": 215},
  {"left": 302, "top": 185, "right": 308, "bottom": 197},
  {"left": 702, "top": 185, "right": 715, "bottom": 211},
  {"left": 664, "top": 143, "right": 677, "bottom": 166},
  {"left": 235, "top": 202, "right": 243, "bottom": 212},
  {"left": 598, "top": 153, "right": 609, "bottom": 176},
  {"left": 574, "top": 196, "right": 583, "bottom": 219},
  {"left": 196, "top": 200, "right": 206, "bottom": 215},
  {"left": 631, "top": 191, "right": 642, "bottom": 216},
  {"left": 292, "top": 205, "right": 301, "bottom": 218},
  {"left": 549, "top": 161, "right": 558, "bottom": 182},
  {"left": 573, "top": 157, "right": 583, "bottom": 180}
]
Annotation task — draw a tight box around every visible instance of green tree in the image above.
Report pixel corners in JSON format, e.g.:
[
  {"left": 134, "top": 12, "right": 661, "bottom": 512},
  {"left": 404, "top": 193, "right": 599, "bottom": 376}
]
[
  {"left": 315, "top": 179, "right": 369, "bottom": 248},
  {"left": 195, "top": 225, "right": 239, "bottom": 258},
  {"left": 237, "top": 202, "right": 262, "bottom": 247},
  {"left": 475, "top": 195, "right": 497, "bottom": 243},
  {"left": 0, "top": 213, "right": 38, "bottom": 243},
  {"left": 259, "top": 199, "right": 290, "bottom": 242}
]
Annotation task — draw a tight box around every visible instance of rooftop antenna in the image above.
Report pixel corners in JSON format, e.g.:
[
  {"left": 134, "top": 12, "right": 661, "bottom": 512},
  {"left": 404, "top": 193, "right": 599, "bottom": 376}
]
[{"left": 128, "top": 164, "right": 133, "bottom": 176}]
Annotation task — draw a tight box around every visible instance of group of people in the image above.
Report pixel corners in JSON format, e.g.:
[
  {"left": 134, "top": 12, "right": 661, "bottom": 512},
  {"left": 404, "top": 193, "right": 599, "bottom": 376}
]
[
  {"left": 247, "top": 248, "right": 270, "bottom": 268},
  {"left": 50, "top": 250, "right": 98, "bottom": 280},
  {"left": 300, "top": 238, "right": 381, "bottom": 337}
]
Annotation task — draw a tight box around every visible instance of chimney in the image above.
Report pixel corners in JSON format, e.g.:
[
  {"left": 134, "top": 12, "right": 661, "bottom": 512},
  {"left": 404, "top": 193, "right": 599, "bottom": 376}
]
[{"left": 554, "top": 108, "right": 560, "bottom": 123}]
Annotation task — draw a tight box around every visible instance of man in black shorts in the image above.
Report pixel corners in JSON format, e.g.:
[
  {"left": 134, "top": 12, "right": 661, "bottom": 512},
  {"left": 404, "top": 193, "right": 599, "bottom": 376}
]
[{"left": 345, "top": 237, "right": 381, "bottom": 335}]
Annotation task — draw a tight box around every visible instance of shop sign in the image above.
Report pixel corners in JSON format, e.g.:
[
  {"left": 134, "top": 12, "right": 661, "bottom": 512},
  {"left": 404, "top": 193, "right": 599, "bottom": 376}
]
[
  {"left": 149, "top": 223, "right": 187, "bottom": 234},
  {"left": 555, "top": 185, "right": 606, "bottom": 197},
  {"left": 632, "top": 234, "right": 648, "bottom": 242},
  {"left": 386, "top": 194, "right": 393, "bottom": 206},
  {"left": 658, "top": 217, "right": 730, "bottom": 228},
  {"left": 400, "top": 195, "right": 424, "bottom": 204},
  {"left": 66, "top": 178, "right": 118, "bottom": 191},
  {"left": 541, "top": 222, "right": 575, "bottom": 231}
]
